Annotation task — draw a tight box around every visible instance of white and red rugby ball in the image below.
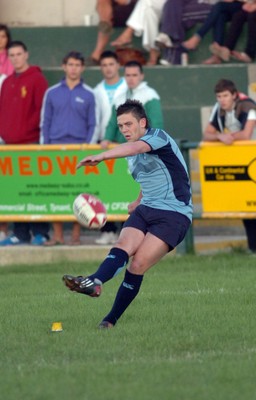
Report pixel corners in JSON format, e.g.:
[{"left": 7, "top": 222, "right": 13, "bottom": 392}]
[{"left": 73, "top": 193, "right": 107, "bottom": 229}]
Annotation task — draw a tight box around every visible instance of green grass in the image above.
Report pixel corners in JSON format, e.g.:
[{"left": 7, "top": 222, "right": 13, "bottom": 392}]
[{"left": 1, "top": 253, "right": 256, "bottom": 400}]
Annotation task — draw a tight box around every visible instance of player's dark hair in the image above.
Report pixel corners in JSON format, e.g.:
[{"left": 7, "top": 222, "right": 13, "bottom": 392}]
[
  {"left": 214, "top": 79, "right": 238, "bottom": 95},
  {"left": 62, "top": 51, "right": 85, "bottom": 65},
  {"left": 100, "top": 50, "right": 119, "bottom": 63},
  {"left": 8, "top": 40, "right": 28, "bottom": 51},
  {"left": 124, "top": 60, "right": 143, "bottom": 73},
  {"left": 0, "top": 24, "right": 12, "bottom": 48},
  {"left": 116, "top": 99, "right": 150, "bottom": 128}
]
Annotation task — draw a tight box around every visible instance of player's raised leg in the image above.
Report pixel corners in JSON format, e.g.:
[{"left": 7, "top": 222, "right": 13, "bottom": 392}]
[{"left": 62, "top": 227, "right": 145, "bottom": 296}]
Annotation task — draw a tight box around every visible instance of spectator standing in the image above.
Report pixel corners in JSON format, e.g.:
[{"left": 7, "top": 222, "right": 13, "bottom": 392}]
[
  {"left": 40, "top": 51, "right": 96, "bottom": 246},
  {"left": 0, "top": 24, "right": 14, "bottom": 89},
  {"left": 102, "top": 60, "right": 164, "bottom": 147},
  {"left": 203, "top": 79, "right": 256, "bottom": 253},
  {"left": 0, "top": 41, "right": 50, "bottom": 246},
  {"left": 87, "top": 0, "right": 138, "bottom": 66},
  {"left": 92, "top": 50, "right": 127, "bottom": 143},
  {"left": 0, "top": 24, "right": 14, "bottom": 240},
  {"left": 92, "top": 50, "right": 127, "bottom": 245}
]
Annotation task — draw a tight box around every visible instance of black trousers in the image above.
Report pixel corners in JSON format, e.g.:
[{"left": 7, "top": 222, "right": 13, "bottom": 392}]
[
  {"left": 13, "top": 222, "right": 50, "bottom": 242},
  {"left": 243, "top": 219, "right": 256, "bottom": 252},
  {"left": 225, "top": 10, "right": 256, "bottom": 59}
]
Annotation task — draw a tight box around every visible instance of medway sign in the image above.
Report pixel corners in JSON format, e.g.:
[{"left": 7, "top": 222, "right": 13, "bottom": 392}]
[
  {"left": 0, "top": 144, "right": 139, "bottom": 222},
  {"left": 199, "top": 141, "right": 256, "bottom": 217}
]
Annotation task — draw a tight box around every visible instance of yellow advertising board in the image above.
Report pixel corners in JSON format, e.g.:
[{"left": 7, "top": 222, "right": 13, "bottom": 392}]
[{"left": 199, "top": 141, "right": 256, "bottom": 218}]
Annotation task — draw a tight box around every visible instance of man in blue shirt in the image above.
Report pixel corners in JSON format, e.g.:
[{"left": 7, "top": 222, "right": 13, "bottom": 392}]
[
  {"left": 63, "top": 99, "right": 192, "bottom": 328},
  {"left": 41, "top": 51, "right": 96, "bottom": 145},
  {"left": 40, "top": 51, "right": 96, "bottom": 245}
]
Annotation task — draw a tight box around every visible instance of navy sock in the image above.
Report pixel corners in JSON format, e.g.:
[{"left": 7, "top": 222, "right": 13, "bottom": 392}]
[
  {"left": 89, "top": 247, "right": 129, "bottom": 284},
  {"left": 102, "top": 269, "right": 144, "bottom": 326}
]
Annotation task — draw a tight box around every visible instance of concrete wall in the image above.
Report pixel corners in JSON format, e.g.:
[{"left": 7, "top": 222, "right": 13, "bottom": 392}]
[{"left": 0, "top": 0, "right": 98, "bottom": 26}]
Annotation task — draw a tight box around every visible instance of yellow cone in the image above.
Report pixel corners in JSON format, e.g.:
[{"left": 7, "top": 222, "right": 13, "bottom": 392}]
[{"left": 51, "top": 322, "right": 63, "bottom": 332}]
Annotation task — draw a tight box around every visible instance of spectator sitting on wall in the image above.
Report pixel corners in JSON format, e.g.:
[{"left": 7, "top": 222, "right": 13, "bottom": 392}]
[
  {"left": 208, "top": 0, "right": 256, "bottom": 63},
  {"left": 154, "top": 0, "right": 214, "bottom": 65},
  {"left": 40, "top": 51, "right": 96, "bottom": 246},
  {"left": 111, "top": 0, "right": 166, "bottom": 65},
  {"left": 182, "top": 0, "right": 243, "bottom": 65},
  {"left": 86, "top": 0, "right": 138, "bottom": 66},
  {"left": 0, "top": 41, "right": 50, "bottom": 246}
]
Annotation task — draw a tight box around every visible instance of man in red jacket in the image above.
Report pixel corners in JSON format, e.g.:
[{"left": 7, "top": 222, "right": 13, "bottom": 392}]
[{"left": 0, "top": 41, "right": 50, "bottom": 246}]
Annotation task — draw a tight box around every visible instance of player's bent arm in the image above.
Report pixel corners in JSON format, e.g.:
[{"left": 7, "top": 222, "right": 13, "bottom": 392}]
[
  {"left": 231, "top": 119, "right": 256, "bottom": 141},
  {"left": 102, "top": 141, "right": 151, "bottom": 159}
]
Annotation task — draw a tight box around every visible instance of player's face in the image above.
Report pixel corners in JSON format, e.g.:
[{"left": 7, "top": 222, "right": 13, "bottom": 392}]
[
  {"left": 117, "top": 112, "right": 147, "bottom": 142},
  {"left": 216, "top": 90, "right": 237, "bottom": 111},
  {"left": 100, "top": 57, "right": 120, "bottom": 80},
  {"left": 0, "top": 30, "right": 8, "bottom": 51},
  {"left": 63, "top": 58, "right": 84, "bottom": 81},
  {"left": 8, "top": 46, "right": 29, "bottom": 73},
  {"left": 124, "top": 66, "right": 144, "bottom": 89}
]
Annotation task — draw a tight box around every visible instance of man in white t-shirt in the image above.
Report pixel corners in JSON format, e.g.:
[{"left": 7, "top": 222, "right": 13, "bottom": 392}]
[
  {"left": 92, "top": 50, "right": 127, "bottom": 143},
  {"left": 92, "top": 50, "right": 127, "bottom": 244}
]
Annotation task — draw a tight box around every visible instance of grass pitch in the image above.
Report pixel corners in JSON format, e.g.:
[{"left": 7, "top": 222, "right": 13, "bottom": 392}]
[{"left": 1, "top": 253, "right": 256, "bottom": 400}]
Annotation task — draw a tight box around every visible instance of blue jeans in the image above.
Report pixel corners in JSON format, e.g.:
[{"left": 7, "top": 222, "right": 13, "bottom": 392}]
[
  {"left": 161, "top": 0, "right": 211, "bottom": 43},
  {"left": 197, "top": 1, "right": 242, "bottom": 45}
]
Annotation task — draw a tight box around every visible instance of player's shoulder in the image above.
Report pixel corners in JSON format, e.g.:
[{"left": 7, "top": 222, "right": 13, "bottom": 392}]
[
  {"left": 147, "top": 127, "right": 168, "bottom": 138},
  {"left": 143, "top": 128, "right": 171, "bottom": 145}
]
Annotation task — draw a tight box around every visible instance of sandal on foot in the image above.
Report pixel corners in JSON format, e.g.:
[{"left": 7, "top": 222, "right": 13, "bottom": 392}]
[
  {"left": 209, "top": 43, "right": 230, "bottom": 62},
  {"left": 231, "top": 51, "right": 252, "bottom": 63}
]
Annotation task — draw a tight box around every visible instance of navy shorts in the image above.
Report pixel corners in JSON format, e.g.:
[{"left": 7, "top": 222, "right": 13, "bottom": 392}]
[{"left": 123, "top": 205, "right": 191, "bottom": 252}]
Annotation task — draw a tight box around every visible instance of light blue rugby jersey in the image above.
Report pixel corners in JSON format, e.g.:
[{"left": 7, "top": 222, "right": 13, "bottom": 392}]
[{"left": 126, "top": 128, "right": 193, "bottom": 221}]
